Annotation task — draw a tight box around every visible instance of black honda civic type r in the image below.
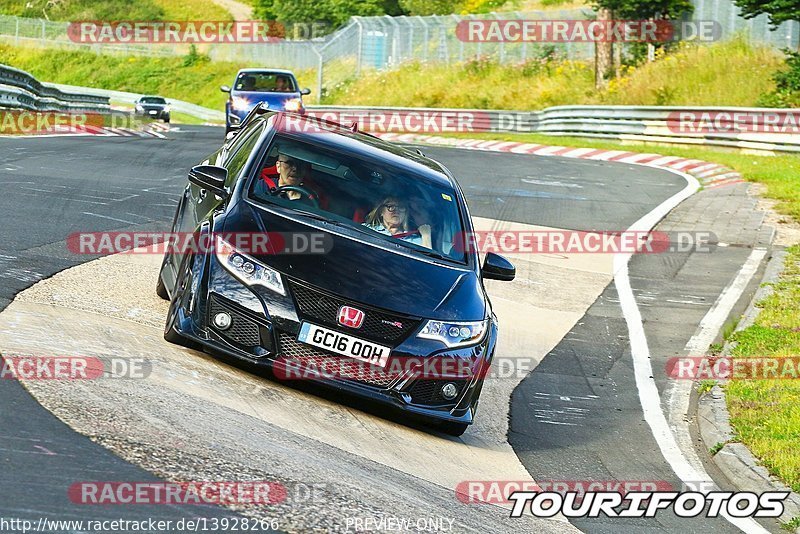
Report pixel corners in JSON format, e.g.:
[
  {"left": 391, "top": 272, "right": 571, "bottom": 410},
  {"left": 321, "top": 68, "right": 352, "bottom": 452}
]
[{"left": 157, "top": 108, "right": 515, "bottom": 436}]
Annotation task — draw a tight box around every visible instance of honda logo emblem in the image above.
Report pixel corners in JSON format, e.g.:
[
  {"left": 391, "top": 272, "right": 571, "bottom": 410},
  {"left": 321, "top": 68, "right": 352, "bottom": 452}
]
[{"left": 338, "top": 306, "right": 365, "bottom": 329}]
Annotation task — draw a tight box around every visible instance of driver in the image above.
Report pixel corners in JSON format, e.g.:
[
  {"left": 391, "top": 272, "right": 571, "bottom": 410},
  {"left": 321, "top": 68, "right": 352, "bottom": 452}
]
[
  {"left": 272, "top": 75, "right": 290, "bottom": 92},
  {"left": 256, "top": 150, "right": 324, "bottom": 206}
]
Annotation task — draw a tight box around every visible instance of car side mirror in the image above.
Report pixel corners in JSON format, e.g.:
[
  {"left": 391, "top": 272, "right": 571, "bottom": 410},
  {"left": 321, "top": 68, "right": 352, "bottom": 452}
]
[
  {"left": 300, "top": 87, "right": 311, "bottom": 96},
  {"left": 220, "top": 85, "right": 231, "bottom": 93},
  {"left": 482, "top": 252, "right": 515, "bottom": 281},
  {"left": 188, "top": 165, "right": 228, "bottom": 197}
]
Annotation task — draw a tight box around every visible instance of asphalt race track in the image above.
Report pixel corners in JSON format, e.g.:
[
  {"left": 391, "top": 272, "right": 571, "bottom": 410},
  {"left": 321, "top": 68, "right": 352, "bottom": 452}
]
[{"left": 0, "top": 126, "right": 779, "bottom": 533}]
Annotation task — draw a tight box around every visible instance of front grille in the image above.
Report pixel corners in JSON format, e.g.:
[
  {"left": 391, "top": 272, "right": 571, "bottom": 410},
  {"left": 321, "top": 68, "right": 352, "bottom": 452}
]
[
  {"left": 278, "top": 333, "right": 402, "bottom": 388},
  {"left": 209, "top": 296, "right": 261, "bottom": 347},
  {"left": 407, "top": 379, "right": 467, "bottom": 406},
  {"left": 288, "top": 281, "right": 420, "bottom": 344}
]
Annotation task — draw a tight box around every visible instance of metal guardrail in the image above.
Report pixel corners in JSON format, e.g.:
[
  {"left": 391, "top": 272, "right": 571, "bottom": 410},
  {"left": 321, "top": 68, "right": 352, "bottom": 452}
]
[
  {"left": 0, "top": 64, "right": 110, "bottom": 112},
  {"left": 307, "top": 105, "right": 800, "bottom": 153},
  {"left": 48, "top": 83, "right": 225, "bottom": 122}
]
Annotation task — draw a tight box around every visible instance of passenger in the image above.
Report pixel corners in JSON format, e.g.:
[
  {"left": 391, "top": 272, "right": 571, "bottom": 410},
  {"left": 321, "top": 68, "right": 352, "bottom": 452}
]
[{"left": 364, "top": 196, "right": 432, "bottom": 248}]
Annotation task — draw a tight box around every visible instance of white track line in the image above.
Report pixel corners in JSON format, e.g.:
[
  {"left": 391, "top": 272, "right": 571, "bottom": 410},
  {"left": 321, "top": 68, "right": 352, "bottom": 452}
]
[
  {"left": 667, "top": 249, "right": 767, "bottom": 479},
  {"left": 614, "top": 166, "right": 770, "bottom": 533}
]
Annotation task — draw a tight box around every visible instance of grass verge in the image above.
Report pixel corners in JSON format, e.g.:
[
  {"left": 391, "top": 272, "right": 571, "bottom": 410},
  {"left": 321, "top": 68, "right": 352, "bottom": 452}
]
[{"left": 726, "top": 246, "right": 800, "bottom": 493}]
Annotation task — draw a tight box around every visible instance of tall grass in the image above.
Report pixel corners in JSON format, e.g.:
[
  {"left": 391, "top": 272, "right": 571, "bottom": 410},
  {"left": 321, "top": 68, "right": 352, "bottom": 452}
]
[
  {"left": 326, "top": 38, "right": 783, "bottom": 109},
  {"left": 0, "top": 0, "right": 232, "bottom": 21}
]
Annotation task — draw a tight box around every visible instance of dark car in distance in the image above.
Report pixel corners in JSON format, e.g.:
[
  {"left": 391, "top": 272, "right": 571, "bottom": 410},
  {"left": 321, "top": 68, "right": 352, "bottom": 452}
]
[
  {"left": 156, "top": 108, "right": 515, "bottom": 436},
  {"left": 134, "top": 96, "right": 170, "bottom": 123}
]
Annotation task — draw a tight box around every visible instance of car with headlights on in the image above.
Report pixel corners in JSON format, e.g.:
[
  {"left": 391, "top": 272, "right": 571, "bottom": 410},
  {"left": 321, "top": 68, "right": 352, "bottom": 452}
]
[
  {"left": 156, "top": 108, "right": 515, "bottom": 436},
  {"left": 134, "top": 96, "right": 171, "bottom": 123},
  {"left": 221, "top": 69, "right": 310, "bottom": 134}
]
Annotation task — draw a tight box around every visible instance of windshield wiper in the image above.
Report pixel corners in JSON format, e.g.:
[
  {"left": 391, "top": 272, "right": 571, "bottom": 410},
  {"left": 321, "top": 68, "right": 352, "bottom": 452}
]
[
  {"left": 291, "top": 209, "right": 367, "bottom": 231},
  {"left": 413, "top": 248, "right": 452, "bottom": 262}
]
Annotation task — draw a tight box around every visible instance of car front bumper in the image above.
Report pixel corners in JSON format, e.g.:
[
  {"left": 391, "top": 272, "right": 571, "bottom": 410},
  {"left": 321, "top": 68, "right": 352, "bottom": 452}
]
[{"left": 172, "top": 265, "right": 494, "bottom": 427}]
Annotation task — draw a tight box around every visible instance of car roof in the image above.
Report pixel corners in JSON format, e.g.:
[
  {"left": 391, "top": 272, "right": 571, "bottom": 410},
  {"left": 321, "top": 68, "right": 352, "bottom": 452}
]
[
  {"left": 237, "top": 68, "right": 295, "bottom": 76},
  {"left": 270, "top": 112, "right": 456, "bottom": 189}
]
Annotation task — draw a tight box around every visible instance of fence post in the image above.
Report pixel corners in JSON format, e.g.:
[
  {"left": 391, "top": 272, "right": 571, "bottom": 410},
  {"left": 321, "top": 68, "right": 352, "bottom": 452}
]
[
  {"left": 313, "top": 47, "right": 323, "bottom": 104},
  {"left": 452, "top": 15, "right": 463, "bottom": 63},
  {"left": 418, "top": 16, "right": 428, "bottom": 62},
  {"left": 354, "top": 18, "right": 363, "bottom": 75},
  {"left": 384, "top": 15, "right": 399, "bottom": 67}
]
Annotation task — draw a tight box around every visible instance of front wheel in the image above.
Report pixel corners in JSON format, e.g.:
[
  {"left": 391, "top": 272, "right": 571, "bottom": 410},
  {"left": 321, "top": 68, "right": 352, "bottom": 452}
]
[
  {"left": 156, "top": 274, "right": 169, "bottom": 300},
  {"left": 163, "top": 254, "right": 199, "bottom": 349}
]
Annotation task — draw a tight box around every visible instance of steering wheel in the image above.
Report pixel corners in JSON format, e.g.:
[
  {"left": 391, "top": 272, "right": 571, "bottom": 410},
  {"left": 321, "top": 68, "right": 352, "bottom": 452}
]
[{"left": 272, "top": 185, "right": 320, "bottom": 209}]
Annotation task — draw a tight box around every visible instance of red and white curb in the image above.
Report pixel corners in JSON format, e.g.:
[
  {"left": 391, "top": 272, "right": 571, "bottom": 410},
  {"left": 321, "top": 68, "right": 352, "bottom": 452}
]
[
  {"left": 375, "top": 133, "right": 745, "bottom": 190},
  {"left": 1, "top": 124, "right": 174, "bottom": 139}
]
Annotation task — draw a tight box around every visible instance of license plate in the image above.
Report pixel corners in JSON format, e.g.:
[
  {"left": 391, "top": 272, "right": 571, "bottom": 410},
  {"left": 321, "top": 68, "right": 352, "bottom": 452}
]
[
  {"left": 297, "top": 322, "right": 390, "bottom": 368},
  {"left": 149, "top": 110, "right": 157, "bottom": 114}
]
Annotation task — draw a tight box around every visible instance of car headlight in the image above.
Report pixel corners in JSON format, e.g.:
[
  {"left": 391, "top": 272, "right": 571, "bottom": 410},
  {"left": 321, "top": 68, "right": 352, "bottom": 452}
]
[
  {"left": 215, "top": 236, "right": 285, "bottom": 295},
  {"left": 135, "top": 104, "right": 143, "bottom": 112},
  {"left": 417, "top": 319, "right": 488, "bottom": 348},
  {"left": 283, "top": 98, "right": 303, "bottom": 112},
  {"left": 231, "top": 96, "right": 250, "bottom": 111}
]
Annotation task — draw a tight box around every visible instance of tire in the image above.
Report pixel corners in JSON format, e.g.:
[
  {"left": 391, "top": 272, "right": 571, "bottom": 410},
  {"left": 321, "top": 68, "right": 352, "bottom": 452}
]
[
  {"left": 155, "top": 273, "right": 169, "bottom": 300},
  {"left": 438, "top": 421, "right": 469, "bottom": 437},
  {"left": 163, "top": 254, "right": 200, "bottom": 349}
]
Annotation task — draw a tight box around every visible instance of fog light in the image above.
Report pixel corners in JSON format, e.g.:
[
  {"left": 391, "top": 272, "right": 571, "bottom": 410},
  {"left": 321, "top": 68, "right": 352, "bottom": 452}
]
[
  {"left": 441, "top": 382, "right": 459, "bottom": 400},
  {"left": 213, "top": 312, "right": 232, "bottom": 330}
]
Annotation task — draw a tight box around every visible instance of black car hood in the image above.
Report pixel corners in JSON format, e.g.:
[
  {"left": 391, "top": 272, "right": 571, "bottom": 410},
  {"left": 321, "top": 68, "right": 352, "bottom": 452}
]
[{"left": 223, "top": 201, "right": 486, "bottom": 321}]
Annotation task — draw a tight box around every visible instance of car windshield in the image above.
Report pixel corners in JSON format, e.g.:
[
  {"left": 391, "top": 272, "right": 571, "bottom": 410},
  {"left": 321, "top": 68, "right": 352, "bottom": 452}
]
[
  {"left": 235, "top": 72, "right": 296, "bottom": 92},
  {"left": 141, "top": 97, "right": 166, "bottom": 104},
  {"left": 248, "top": 133, "right": 467, "bottom": 263}
]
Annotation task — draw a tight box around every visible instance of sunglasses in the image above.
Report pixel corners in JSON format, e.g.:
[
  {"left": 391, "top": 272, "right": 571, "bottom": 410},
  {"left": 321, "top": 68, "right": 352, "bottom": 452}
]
[
  {"left": 383, "top": 203, "right": 407, "bottom": 212},
  {"left": 278, "top": 158, "right": 300, "bottom": 167}
]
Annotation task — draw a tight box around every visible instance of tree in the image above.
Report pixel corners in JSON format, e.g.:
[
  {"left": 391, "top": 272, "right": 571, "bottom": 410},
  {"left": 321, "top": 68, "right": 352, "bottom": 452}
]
[
  {"left": 591, "top": 0, "right": 693, "bottom": 85},
  {"left": 254, "top": 0, "right": 405, "bottom": 34},
  {"left": 733, "top": 0, "right": 800, "bottom": 28},
  {"left": 397, "top": 0, "right": 459, "bottom": 15}
]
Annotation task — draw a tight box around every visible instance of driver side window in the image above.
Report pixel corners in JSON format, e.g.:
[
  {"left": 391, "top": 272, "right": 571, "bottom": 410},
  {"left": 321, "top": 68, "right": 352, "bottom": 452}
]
[{"left": 223, "top": 123, "right": 265, "bottom": 189}]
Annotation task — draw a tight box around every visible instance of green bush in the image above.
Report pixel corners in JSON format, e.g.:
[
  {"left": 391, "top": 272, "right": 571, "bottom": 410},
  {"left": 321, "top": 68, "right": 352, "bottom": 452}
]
[{"left": 757, "top": 49, "right": 800, "bottom": 107}]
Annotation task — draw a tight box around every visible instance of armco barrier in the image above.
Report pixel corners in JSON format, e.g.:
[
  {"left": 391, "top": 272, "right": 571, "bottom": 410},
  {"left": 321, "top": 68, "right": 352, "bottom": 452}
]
[
  {"left": 307, "top": 105, "right": 800, "bottom": 153},
  {"left": 0, "top": 64, "right": 110, "bottom": 113}
]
